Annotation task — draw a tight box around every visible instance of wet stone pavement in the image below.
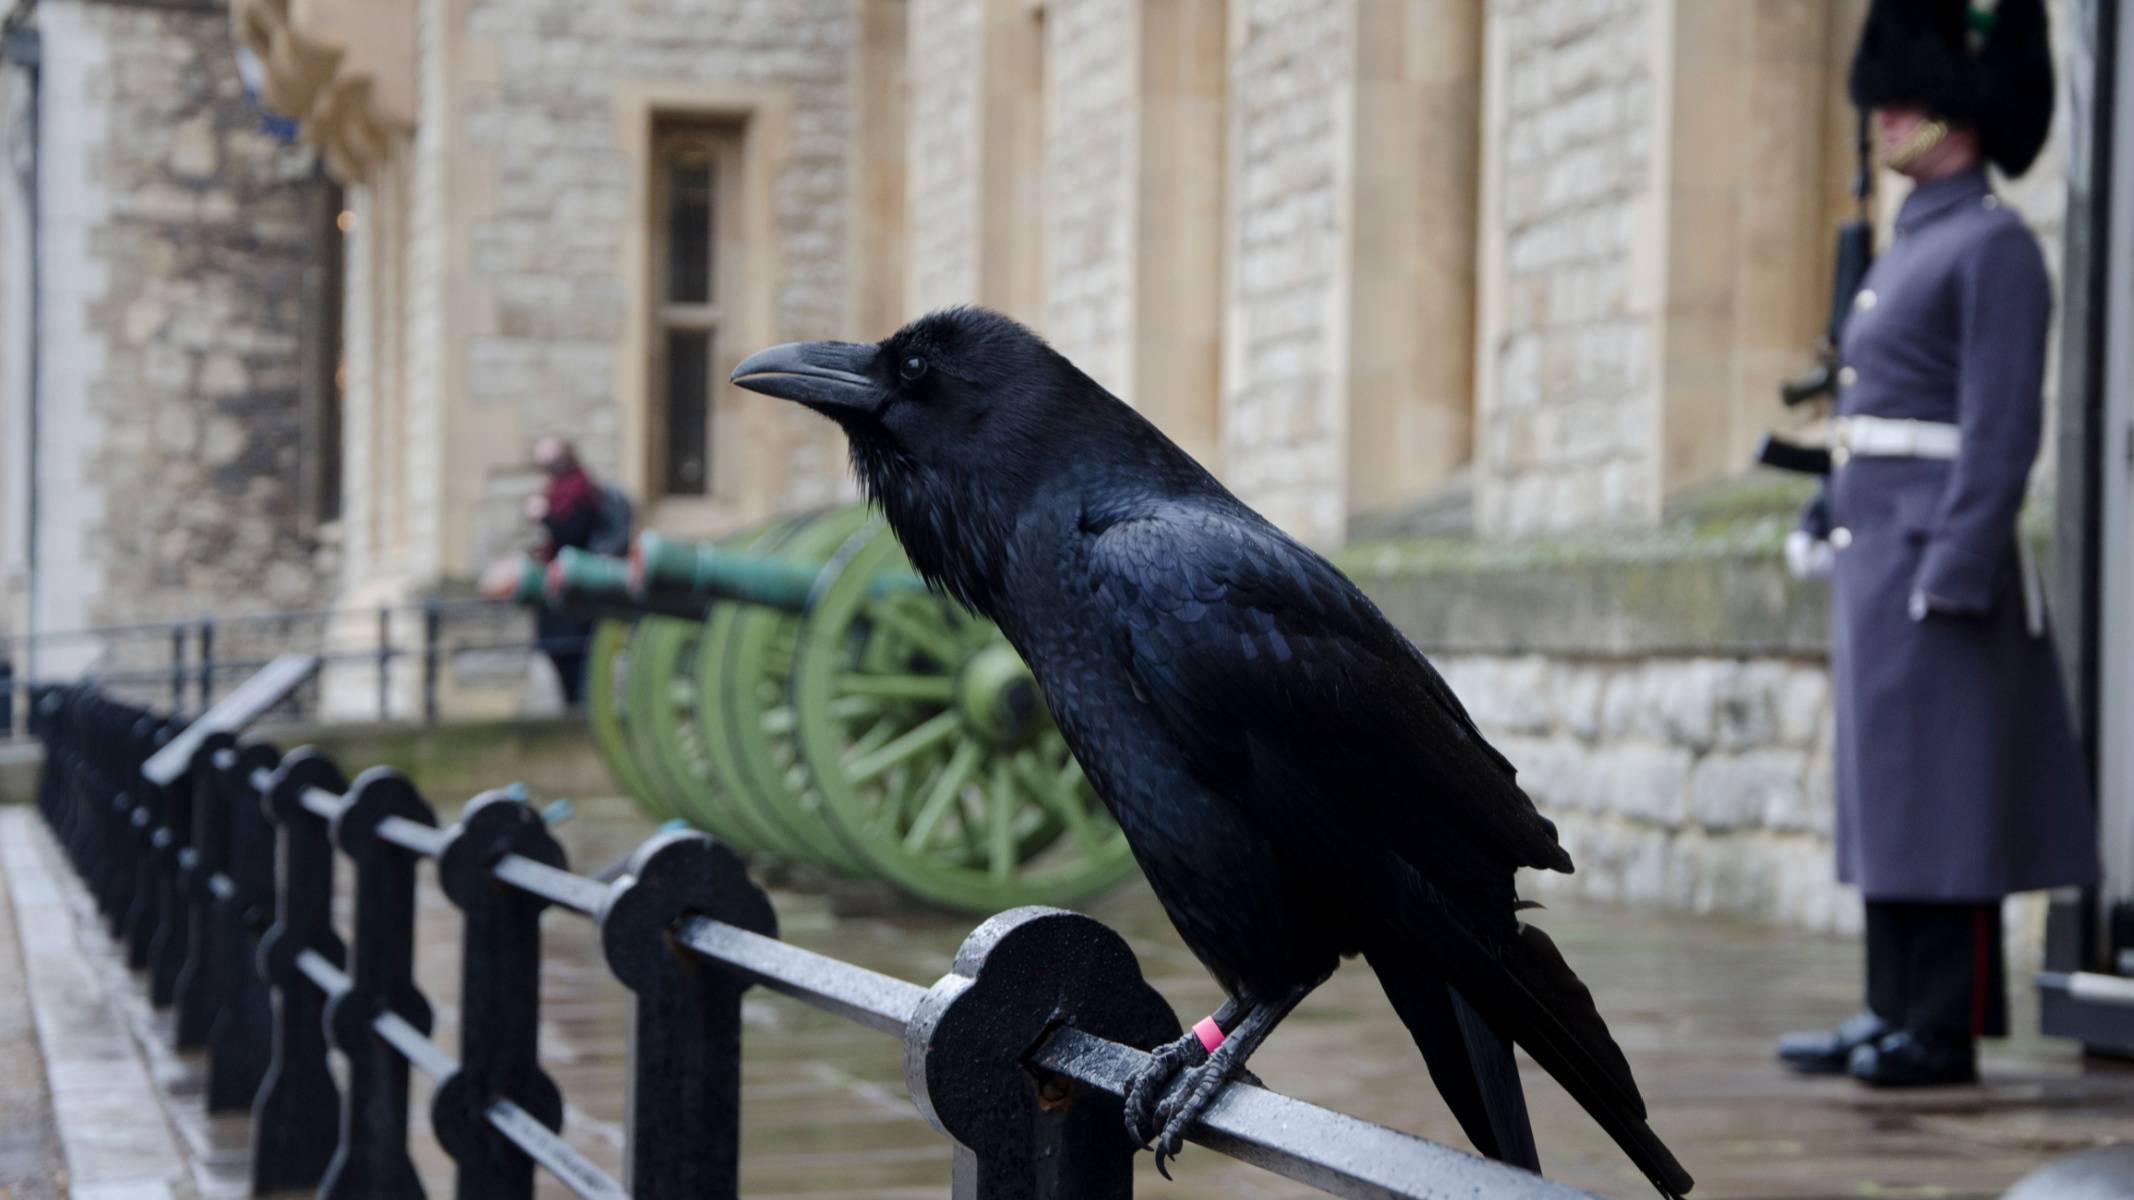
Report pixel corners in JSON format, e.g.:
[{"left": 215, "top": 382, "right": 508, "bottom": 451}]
[{"left": 15, "top": 794, "right": 2134, "bottom": 1200}]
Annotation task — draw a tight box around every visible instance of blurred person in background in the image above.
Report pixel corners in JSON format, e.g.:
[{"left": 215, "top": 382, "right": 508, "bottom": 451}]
[
  {"left": 482, "top": 437, "right": 632, "bottom": 707},
  {"left": 1777, "top": 0, "right": 2099, "bottom": 1088}
]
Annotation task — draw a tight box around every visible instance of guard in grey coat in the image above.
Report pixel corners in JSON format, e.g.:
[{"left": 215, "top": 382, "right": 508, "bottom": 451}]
[{"left": 1777, "top": 0, "right": 2100, "bottom": 1088}]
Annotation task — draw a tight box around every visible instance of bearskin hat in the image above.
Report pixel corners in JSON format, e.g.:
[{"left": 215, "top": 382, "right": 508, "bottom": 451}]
[{"left": 1848, "top": 0, "right": 2056, "bottom": 177}]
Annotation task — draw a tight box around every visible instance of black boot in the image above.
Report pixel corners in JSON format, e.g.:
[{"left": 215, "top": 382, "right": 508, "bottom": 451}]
[
  {"left": 1847, "top": 1029, "right": 1977, "bottom": 1087},
  {"left": 1776, "top": 1010, "right": 1891, "bottom": 1075}
]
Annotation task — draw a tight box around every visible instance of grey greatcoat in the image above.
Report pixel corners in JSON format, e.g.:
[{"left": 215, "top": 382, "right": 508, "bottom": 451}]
[{"left": 1818, "top": 166, "right": 2099, "bottom": 901}]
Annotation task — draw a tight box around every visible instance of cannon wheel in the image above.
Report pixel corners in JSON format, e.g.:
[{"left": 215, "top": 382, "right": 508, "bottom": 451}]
[
  {"left": 790, "top": 522, "right": 1139, "bottom": 912},
  {"left": 697, "top": 506, "right": 872, "bottom": 875},
  {"left": 582, "top": 619, "right": 671, "bottom": 821},
  {"left": 621, "top": 617, "right": 759, "bottom": 847},
  {"left": 630, "top": 518, "right": 819, "bottom": 859}
]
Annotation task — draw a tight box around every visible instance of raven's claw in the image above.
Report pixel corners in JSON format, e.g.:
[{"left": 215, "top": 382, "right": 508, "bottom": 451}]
[
  {"left": 1149, "top": 1053, "right": 1260, "bottom": 1178},
  {"left": 1124, "top": 1030, "right": 1208, "bottom": 1152}
]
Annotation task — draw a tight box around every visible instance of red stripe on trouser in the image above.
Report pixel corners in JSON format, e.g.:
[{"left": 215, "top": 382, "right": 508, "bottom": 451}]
[{"left": 1972, "top": 906, "right": 1988, "bottom": 1037}]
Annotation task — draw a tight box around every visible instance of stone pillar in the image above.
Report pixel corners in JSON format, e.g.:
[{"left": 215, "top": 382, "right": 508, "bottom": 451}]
[
  {"left": 1656, "top": 1, "right": 1833, "bottom": 506},
  {"left": 1345, "top": 0, "right": 1483, "bottom": 521}
]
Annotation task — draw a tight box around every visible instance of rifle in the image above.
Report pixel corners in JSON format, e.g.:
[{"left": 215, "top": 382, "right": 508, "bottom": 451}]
[{"left": 1759, "top": 110, "right": 1875, "bottom": 476}]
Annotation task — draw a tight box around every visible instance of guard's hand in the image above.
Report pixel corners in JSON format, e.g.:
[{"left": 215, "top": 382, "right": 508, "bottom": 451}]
[
  {"left": 1785, "top": 530, "right": 1834, "bottom": 580},
  {"left": 523, "top": 494, "right": 549, "bottom": 522}
]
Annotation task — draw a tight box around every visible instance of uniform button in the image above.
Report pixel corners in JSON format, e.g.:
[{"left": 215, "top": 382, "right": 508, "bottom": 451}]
[
  {"left": 1830, "top": 527, "right": 1854, "bottom": 550},
  {"left": 1832, "top": 446, "right": 1852, "bottom": 468},
  {"left": 1856, "top": 289, "right": 1878, "bottom": 311},
  {"left": 1982, "top": 194, "right": 2001, "bottom": 211},
  {"left": 1838, "top": 366, "right": 1858, "bottom": 387}
]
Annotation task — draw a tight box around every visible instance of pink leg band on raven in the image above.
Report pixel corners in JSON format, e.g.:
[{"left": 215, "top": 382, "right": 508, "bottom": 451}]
[{"left": 1193, "top": 1016, "right": 1225, "bottom": 1055}]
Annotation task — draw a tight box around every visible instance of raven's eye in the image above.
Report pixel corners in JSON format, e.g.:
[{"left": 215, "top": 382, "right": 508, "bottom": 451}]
[{"left": 900, "top": 355, "right": 928, "bottom": 382}]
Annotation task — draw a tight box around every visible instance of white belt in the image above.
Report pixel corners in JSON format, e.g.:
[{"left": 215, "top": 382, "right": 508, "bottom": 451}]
[{"left": 1830, "top": 416, "right": 1961, "bottom": 461}]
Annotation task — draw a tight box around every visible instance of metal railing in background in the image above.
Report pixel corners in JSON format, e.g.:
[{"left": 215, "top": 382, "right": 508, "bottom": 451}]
[
  {"left": 28, "top": 678, "right": 1596, "bottom": 1200},
  {"left": 0, "top": 596, "right": 564, "bottom": 736}
]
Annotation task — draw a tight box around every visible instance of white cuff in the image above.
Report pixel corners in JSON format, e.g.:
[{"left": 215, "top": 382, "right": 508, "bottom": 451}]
[{"left": 1785, "top": 531, "right": 1834, "bottom": 580}]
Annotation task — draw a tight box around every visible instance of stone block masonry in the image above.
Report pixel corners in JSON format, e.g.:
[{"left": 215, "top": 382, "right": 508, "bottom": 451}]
[
  {"left": 1478, "top": 0, "right": 1657, "bottom": 538},
  {"left": 1440, "top": 652, "right": 1850, "bottom": 932},
  {"left": 1223, "top": 0, "right": 1351, "bottom": 543},
  {"left": 20, "top": 0, "right": 335, "bottom": 670}
]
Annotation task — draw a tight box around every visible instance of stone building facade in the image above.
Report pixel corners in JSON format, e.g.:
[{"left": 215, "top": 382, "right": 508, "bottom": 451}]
[{"left": 0, "top": 0, "right": 336, "bottom": 682}]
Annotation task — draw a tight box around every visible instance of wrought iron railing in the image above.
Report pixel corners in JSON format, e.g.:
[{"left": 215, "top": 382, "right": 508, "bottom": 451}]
[
  {"left": 0, "top": 596, "right": 560, "bottom": 735},
  {"left": 28, "top": 679, "right": 1594, "bottom": 1199}
]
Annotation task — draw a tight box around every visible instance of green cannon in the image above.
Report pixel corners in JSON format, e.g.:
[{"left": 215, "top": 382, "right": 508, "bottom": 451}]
[{"left": 514, "top": 508, "right": 1137, "bottom": 913}]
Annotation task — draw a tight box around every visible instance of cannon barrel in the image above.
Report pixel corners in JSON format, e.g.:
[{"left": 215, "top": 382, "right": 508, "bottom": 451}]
[
  {"left": 629, "top": 530, "right": 824, "bottom": 613},
  {"left": 530, "top": 549, "right": 711, "bottom": 622}
]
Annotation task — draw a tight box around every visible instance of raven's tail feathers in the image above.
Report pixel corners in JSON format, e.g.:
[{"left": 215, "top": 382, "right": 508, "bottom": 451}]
[
  {"left": 1366, "top": 950, "right": 1539, "bottom": 1171},
  {"left": 1379, "top": 903, "right": 1695, "bottom": 1198},
  {"left": 1498, "top": 921, "right": 1693, "bottom": 1197}
]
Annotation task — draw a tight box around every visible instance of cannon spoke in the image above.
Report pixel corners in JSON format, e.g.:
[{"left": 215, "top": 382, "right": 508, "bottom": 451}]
[
  {"left": 846, "top": 709, "right": 959, "bottom": 784},
  {"left": 1015, "top": 749, "right": 1102, "bottom": 854},
  {"left": 988, "top": 758, "right": 1019, "bottom": 881},
  {"left": 863, "top": 597, "right": 967, "bottom": 667},
  {"left": 903, "top": 740, "right": 980, "bottom": 852},
  {"left": 835, "top": 672, "right": 957, "bottom": 702}
]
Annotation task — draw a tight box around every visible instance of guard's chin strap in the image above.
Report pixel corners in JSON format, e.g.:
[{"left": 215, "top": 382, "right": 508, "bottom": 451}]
[{"left": 1887, "top": 118, "right": 1950, "bottom": 171}]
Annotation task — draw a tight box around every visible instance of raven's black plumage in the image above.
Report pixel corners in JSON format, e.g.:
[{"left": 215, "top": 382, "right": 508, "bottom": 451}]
[{"left": 732, "top": 307, "right": 1693, "bottom": 1197}]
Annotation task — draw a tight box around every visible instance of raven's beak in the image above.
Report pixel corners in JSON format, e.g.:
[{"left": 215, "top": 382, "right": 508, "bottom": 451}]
[{"left": 730, "top": 341, "right": 881, "bottom": 414}]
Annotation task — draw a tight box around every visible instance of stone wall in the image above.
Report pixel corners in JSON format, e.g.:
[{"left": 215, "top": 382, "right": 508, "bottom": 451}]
[
  {"left": 1441, "top": 652, "right": 1848, "bottom": 931},
  {"left": 1222, "top": 0, "right": 1350, "bottom": 543},
  {"left": 11, "top": 0, "right": 332, "bottom": 677},
  {"left": 1476, "top": 0, "right": 1656, "bottom": 538}
]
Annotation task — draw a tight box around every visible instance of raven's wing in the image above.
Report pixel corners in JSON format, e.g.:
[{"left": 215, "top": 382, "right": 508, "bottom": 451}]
[{"left": 1085, "top": 503, "right": 1571, "bottom": 877}]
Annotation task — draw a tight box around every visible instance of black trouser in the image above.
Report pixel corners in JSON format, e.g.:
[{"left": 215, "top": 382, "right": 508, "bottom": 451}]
[
  {"left": 536, "top": 612, "right": 592, "bottom": 708},
  {"left": 1865, "top": 899, "right": 2007, "bottom": 1039}
]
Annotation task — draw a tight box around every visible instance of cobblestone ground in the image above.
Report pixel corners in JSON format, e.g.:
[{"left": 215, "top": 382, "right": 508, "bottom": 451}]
[{"left": 10, "top": 795, "right": 2134, "bottom": 1199}]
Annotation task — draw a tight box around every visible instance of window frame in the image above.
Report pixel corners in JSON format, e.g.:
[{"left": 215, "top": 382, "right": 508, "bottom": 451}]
[{"left": 647, "top": 120, "right": 744, "bottom": 501}]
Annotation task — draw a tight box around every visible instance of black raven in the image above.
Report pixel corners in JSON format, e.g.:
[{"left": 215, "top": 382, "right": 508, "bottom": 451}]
[{"left": 732, "top": 307, "right": 1693, "bottom": 1196}]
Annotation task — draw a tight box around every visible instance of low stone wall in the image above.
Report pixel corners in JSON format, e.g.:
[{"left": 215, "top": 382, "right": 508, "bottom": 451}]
[
  {"left": 1344, "top": 497, "right": 2057, "bottom": 960},
  {"left": 1439, "top": 651, "right": 1846, "bottom": 932},
  {"left": 1341, "top": 503, "right": 1853, "bottom": 931}
]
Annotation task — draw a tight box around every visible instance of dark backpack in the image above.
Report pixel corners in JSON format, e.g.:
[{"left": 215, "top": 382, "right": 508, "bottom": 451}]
[{"left": 588, "top": 483, "right": 634, "bottom": 556}]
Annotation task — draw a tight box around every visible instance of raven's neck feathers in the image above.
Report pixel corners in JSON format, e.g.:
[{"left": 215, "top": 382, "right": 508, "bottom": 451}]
[{"left": 847, "top": 369, "right": 1215, "bottom": 618}]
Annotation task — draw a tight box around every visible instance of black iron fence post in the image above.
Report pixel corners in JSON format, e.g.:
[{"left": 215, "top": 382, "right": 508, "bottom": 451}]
[
  {"left": 120, "top": 722, "right": 171, "bottom": 967},
  {"left": 321, "top": 767, "right": 435, "bottom": 1200},
  {"left": 252, "top": 749, "right": 349, "bottom": 1194},
  {"left": 144, "top": 765, "right": 194, "bottom": 1007},
  {"left": 207, "top": 741, "right": 283, "bottom": 1112},
  {"left": 377, "top": 606, "right": 392, "bottom": 721},
  {"left": 197, "top": 619, "right": 215, "bottom": 711},
  {"left": 174, "top": 730, "right": 239, "bottom": 1047},
  {"left": 422, "top": 600, "right": 441, "bottom": 724},
  {"left": 599, "top": 830, "right": 776, "bottom": 1199},
  {"left": 906, "top": 907, "right": 1181, "bottom": 1200},
  {"left": 100, "top": 717, "right": 147, "bottom": 940},
  {"left": 433, "top": 792, "right": 568, "bottom": 1198},
  {"left": 171, "top": 625, "right": 186, "bottom": 711}
]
